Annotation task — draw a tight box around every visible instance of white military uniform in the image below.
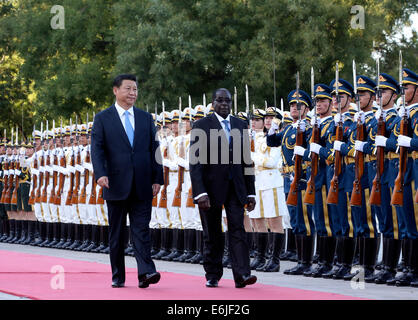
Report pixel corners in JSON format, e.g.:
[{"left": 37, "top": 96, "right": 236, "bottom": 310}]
[{"left": 250, "top": 131, "right": 288, "bottom": 219}]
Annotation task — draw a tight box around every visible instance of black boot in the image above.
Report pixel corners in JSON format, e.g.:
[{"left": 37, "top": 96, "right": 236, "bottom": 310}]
[
  {"left": 375, "top": 233, "right": 384, "bottom": 270},
  {"left": 0, "top": 219, "right": 9, "bottom": 241},
  {"left": 38, "top": 222, "right": 53, "bottom": 247},
  {"left": 99, "top": 226, "right": 110, "bottom": 254},
  {"left": 68, "top": 224, "right": 82, "bottom": 250},
  {"left": 374, "top": 238, "right": 402, "bottom": 284},
  {"left": 189, "top": 230, "right": 203, "bottom": 264},
  {"left": 23, "top": 221, "right": 35, "bottom": 245},
  {"left": 32, "top": 222, "right": 46, "bottom": 246},
  {"left": 55, "top": 223, "right": 68, "bottom": 249},
  {"left": 312, "top": 233, "right": 321, "bottom": 264},
  {"left": 185, "top": 229, "right": 198, "bottom": 263},
  {"left": 284, "top": 234, "right": 305, "bottom": 275},
  {"left": 251, "top": 232, "right": 268, "bottom": 270},
  {"left": 46, "top": 223, "right": 60, "bottom": 248},
  {"left": 281, "top": 228, "right": 297, "bottom": 261},
  {"left": 396, "top": 239, "right": 417, "bottom": 287},
  {"left": 162, "top": 228, "right": 183, "bottom": 261},
  {"left": 397, "top": 239, "right": 407, "bottom": 272},
  {"left": 10, "top": 220, "right": 21, "bottom": 243},
  {"left": 363, "top": 237, "right": 378, "bottom": 282},
  {"left": 61, "top": 224, "right": 75, "bottom": 249},
  {"left": 262, "top": 233, "right": 285, "bottom": 272},
  {"left": 333, "top": 236, "right": 355, "bottom": 280},
  {"left": 5, "top": 219, "right": 16, "bottom": 243},
  {"left": 352, "top": 236, "right": 361, "bottom": 266},
  {"left": 344, "top": 236, "right": 365, "bottom": 281},
  {"left": 173, "top": 229, "right": 191, "bottom": 262},
  {"left": 92, "top": 226, "right": 106, "bottom": 252},
  {"left": 150, "top": 228, "right": 161, "bottom": 256},
  {"left": 307, "top": 236, "right": 336, "bottom": 277},
  {"left": 286, "top": 235, "right": 314, "bottom": 275},
  {"left": 323, "top": 236, "right": 343, "bottom": 279},
  {"left": 152, "top": 228, "right": 172, "bottom": 260},
  {"left": 16, "top": 220, "right": 28, "bottom": 244},
  {"left": 83, "top": 225, "right": 100, "bottom": 252},
  {"left": 256, "top": 232, "right": 274, "bottom": 271},
  {"left": 75, "top": 225, "right": 91, "bottom": 251}
]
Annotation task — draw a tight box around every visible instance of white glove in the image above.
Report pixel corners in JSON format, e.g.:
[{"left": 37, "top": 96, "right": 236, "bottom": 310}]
[
  {"left": 310, "top": 117, "right": 320, "bottom": 127},
  {"left": 355, "top": 140, "right": 367, "bottom": 152},
  {"left": 334, "top": 113, "right": 345, "bottom": 125},
  {"left": 333, "top": 140, "right": 344, "bottom": 151},
  {"left": 354, "top": 111, "right": 365, "bottom": 124},
  {"left": 399, "top": 107, "right": 410, "bottom": 118},
  {"left": 374, "top": 108, "right": 386, "bottom": 120},
  {"left": 292, "top": 120, "right": 306, "bottom": 132},
  {"left": 375, "top": 135, "right": 388, "bottom": 147},
  {"left": 294, "top": 146, "right": 306, "bottom": 156},
  {"left": 310, "top": 142, "right": 322, "bottom": 155},
  {"left": 398, "top": 135, "right": 412, "bottom": 148},
  {"left": 268, "top": 121, "right": 279, "bottom": 136}
]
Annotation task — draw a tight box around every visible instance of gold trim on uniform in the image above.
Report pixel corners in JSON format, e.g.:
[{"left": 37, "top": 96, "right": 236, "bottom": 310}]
[
  {"left": 301, "top": 190, "right": 311, "bottom": 237},
  {"left": 322, "top": 185, "right": 332, "bottom": 237},
  {"left": 259, "top": 190, "right": 265, "bottom": 218},
  {"left": 364, "top": 189, "right": 375, "bottom": 238}
]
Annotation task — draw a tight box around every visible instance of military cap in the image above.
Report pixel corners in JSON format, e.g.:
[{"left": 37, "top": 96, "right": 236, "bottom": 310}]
[
  {"left": 171, "top": 110, "right": 181, "bottom": 122},
  {"left": 287, "top": 89, "right": 313, "bottom": 109},
  {"left": 402, "top": 68, "right": 417, "bottom": 86},
  {"left": 283, "top": 111, "right": 293, "bottom": 124},
  {"left": 182, "top": 107, "right": 195, "bottom": 121},
  {"left": 88, "top": 122, "right": 93, "bottom": 133},
  {"left": 251, "top": 108, "right": 266, "bottom": 120},
  {"left": 160, "top": 111, "right": 172, "bottom": 124},
  {"left": 32, "top": 130, "right": 42, "bottom": 139},
  {"left": 237, "top": 111, "right": 248, "bottom": 122},
  {"left": 64, "top": 126, "right": 71, "bottom": 136},
  {"left": 378, "top": 73, "right": 400, "bottom": 93},
  {"left": 356, "top": 75, "right": 376, "bottom": 94},
  {"left": 314, "top": 84, "right": 333, "bottom": 100},
  {"left": 194, "top": 105, "right": 206, "bottom": 118},
  {"left": 43, "top": 130, "right": 54, "bottom": 140},
  {"left": 330, "top": 79, "right": 354, "bottom": 97},
  {"left": 79, "top": 124, "right": 88, "bottom": 135}
]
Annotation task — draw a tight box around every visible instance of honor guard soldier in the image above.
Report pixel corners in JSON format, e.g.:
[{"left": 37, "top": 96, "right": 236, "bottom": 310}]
[
  {"left": 296, "top": 84, "right": 338, "bottom": 277},
  {"left": 250, "top": 108, "right": 286, "bottom": 272},
  {"left": 0, "top": 137, "right": 8, "bottom": 241},
  {"left": 376, "top": 67, "right": 418, "bottom": 286},
  {"left": 267, "top": 88, "right": 315, "bottom": 276},
  {"left": 321, "top": 78, "right": 357, "bottom": 280}
]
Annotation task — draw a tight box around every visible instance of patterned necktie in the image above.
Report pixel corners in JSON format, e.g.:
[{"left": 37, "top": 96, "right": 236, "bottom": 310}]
[
  {"left": 222, "top": 119, "right": 231, "bottom": 144},
  {"left": 124, "top": 110, "right": 134, "bottom": 147}
]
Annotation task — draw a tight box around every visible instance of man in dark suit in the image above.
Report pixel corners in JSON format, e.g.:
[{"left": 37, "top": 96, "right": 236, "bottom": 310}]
[
  {"left": 91, "top": 74, "right": 164, "bottom": 288},
  {"left": 189, "top": 88, "right": 257, "bottom": 288}
]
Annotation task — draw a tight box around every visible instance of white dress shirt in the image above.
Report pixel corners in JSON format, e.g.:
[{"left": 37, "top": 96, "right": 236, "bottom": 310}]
[{"left": 115, "top": 102, "right": 135, "bottom": 131}]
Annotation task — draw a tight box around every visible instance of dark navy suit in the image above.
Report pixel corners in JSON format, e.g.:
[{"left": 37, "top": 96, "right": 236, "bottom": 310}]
[{"left": 91, "top": 104, "right": 163, "bottom": 284}]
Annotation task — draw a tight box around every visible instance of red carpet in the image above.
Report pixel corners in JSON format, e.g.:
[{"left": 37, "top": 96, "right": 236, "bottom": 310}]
[{"left": 0, "top": 250, "right": 365, "bottom": 300}]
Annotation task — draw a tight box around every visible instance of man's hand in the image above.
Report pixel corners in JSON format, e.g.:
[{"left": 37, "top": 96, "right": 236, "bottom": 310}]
[
  {"left": 246, "top": 197, "right": 256, "bottom": 212},
  {"left": 198, "top": 195, "right": 211, "bottom": 211},
  {"left": 97, "top": 176, "right": 109, "bottom": 189},
  {"left": 152, "top": 184, "right": 161, "bottom": 197}
]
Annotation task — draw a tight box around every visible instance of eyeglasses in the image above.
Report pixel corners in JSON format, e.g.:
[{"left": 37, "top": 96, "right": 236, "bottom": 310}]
[{"left": 215, "top": 98, "right": 232, "bottom": 104}]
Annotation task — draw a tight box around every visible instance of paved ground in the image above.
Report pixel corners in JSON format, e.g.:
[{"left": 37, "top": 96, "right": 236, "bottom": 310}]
[{"left": 1, "top": 242, "right": 417, "bottom": 300}]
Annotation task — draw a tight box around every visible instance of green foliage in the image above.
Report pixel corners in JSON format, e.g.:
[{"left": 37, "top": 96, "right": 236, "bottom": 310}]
[{"left": 0, "top": 0, "right": 416, "bottom": 137}]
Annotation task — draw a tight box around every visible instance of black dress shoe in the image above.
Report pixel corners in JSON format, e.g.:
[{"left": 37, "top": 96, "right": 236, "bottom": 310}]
[
  {"left": 111, "top": 282, "right": 125, "bottom": 288},
  {"left": 205, "top": 279, "right": 219, "bottom": 288},
  {"left": 235, "top": 275, "right": 257, "bottom": 288},
  {"left": 138, "top": 272, "right": 161, "bottom": 288}
]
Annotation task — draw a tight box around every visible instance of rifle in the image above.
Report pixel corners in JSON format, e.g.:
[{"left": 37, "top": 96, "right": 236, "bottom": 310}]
[
  {"left": 152, "top": 102, "right": 158, "bottom": 207},
  {"left": 41, "top": 121, "right": 50, "bottom": 203},
  {"left": 50, "top": 121, "right": 57, "bottom": 204},
  {"left": 11, "top": 128, "right": 20, "bottom": 205},
  {"left": 391, "top": 51, "right": 408, "bottom": 206},
  {"left": 287, "top": 72, "right": 302, "bottom": 207},
  {"left": 172, "top": 97, "right": 184, "bottom": 208},
  {"left": 72, "top": 118, "right": 81, "bottom": 205},
  {"left": 304, "top": 67, "right": 318, "bottom": 205},
  {"left": 246, "top": 84, "right": 255, "bottom": 151},
  {"left": 327, "top": 63, "right": 343, "bottom": 205},
  {"left": 35, "top": 123, "right": 44, "bottom": 203},
  {"left": 79, "top": 115, "right": 90, "bottom": 205},
  {"left": 65, "top": 119, "right": 74, "bottom": 206},
  {"left": 370, "top": 58, "right": 384, "bottom": 206},
  {"left": 350, "top": 60, "right": 365, "bottom": 207},
  {"left": 158, "top": 103, "right": 169, "bottom": 208}
]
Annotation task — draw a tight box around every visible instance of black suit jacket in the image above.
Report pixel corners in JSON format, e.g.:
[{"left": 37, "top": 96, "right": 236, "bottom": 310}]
[
  {"left": 189, "top": 113, "right": 255, "bottom": 207},
  {"left": 91, "top": 104, "right": 164, "bottom": 201}
]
